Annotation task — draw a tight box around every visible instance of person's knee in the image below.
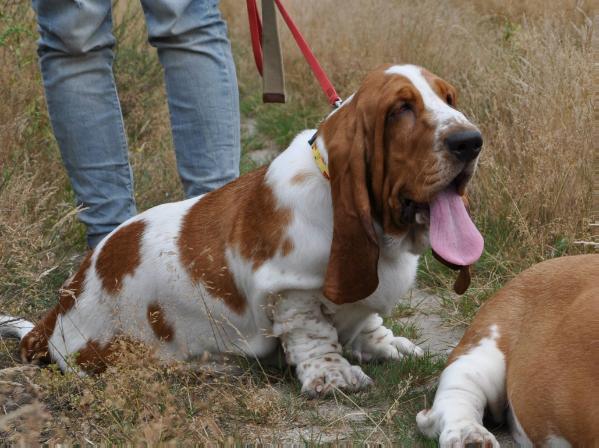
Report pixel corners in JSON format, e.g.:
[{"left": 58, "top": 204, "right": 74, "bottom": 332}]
[
  {"left": 60, "top": 29, "right": 115, "bottom": 56},
  {"left": 34, "top": 1, "right": 115, "bottom": 56},
  {"left": 40, "top": 33, "right": 114, "bottom": 57},
  {"left": 144, "top": 0, "right": 228, "bottom": 49}
]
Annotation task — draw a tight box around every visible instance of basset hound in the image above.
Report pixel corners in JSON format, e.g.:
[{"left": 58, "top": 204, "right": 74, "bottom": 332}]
[
  {"left": 0, "top": 64, "right": 484, "bottom": 396},
  {"left": 417, "top": 254, "right": 599, "bottom": 447}
]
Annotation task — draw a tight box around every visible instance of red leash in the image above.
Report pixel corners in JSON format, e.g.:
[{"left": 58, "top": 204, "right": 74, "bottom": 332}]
[
  {"left": 246, "top": 0, "right": 263, "bottom": 76},
  {"left": 246, "top": 0, "right": 341, "bottom": 108}
]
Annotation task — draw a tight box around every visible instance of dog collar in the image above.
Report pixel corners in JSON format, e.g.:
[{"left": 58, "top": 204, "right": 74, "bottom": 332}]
[{"left": 311, "top": 141, "right": 329, "bottom": 180}]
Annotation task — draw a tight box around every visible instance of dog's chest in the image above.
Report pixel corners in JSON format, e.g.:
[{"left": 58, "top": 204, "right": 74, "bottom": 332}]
[{"left": 363, "top": 241, "right": 420, "bottom": 314}]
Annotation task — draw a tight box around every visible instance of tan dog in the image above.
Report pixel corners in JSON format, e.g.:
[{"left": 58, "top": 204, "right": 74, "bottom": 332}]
[{"left": 417, "top": 254, "right": 599, "bottom": 447}]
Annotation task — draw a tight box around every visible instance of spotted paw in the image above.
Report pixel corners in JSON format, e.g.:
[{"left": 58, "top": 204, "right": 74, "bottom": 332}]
[{"left": 297, "top": 354, "right": 373, "bottom": 398}]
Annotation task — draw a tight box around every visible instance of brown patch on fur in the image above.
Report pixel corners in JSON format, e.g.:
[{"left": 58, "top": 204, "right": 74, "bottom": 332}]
[
  {"left": 96, "top": 220, "right": 146, "bottom": 294},
  {"left": 179, "top": 167, "right": 291, "bottom": 314},
  {"left": 445, "top": 255, "right": 599, "bottom": 445},
  {"left": 290, "top": 171, "right": 311, "bottom": 185},
  {"left": 20, "top": 252, "right": 93, "bottom": 364},
  {"left": 281, "top": 238, "right": 294, "bottom": 257},
  {"left": 231, "top": 169, "right": 292, "bottom": 269},
  {"left": 76, "top": 339, "right": 117, "bottom": 374},
  {"left": 77, "top": 338, "right": 153, "bottom": 374},
  {"left": 147, "top": 303, "right": 174, "bottom": 342}
]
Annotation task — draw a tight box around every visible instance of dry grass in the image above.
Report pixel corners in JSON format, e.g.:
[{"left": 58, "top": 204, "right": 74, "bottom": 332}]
[
  {"left": 227, "top": 0, "right": 594, "bottom": 266},
  {"left": 0, "top": 0, "right": 596, "bottom": 444},
  {"left": 0, "top": 342, "right": 297, "bottom": 444}
]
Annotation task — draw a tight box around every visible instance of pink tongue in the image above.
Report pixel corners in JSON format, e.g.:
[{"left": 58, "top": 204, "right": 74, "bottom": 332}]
[{"left": 430, "top": 187, "right": 484, "bottom": 266}]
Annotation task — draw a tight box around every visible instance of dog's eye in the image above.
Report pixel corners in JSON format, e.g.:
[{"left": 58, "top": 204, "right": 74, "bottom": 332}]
[
  {"left": 387, "top": 103, "right": 412, "bottom": 121},
  {"left": 446, "top": 94, "right": 454, "bottom": 107},
  {"left": 399, "top": 103, "right": 412, "bottom": 113}
]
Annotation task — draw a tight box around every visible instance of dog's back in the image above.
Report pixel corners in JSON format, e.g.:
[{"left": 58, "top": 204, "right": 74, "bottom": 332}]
[{"left": 501, "top": 255, "right": 599, "bottom": 445}]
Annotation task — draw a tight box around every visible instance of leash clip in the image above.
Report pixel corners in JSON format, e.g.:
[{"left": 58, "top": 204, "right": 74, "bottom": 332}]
[{"left": 307, "top": 96, "right": 343, "bottom": 146}]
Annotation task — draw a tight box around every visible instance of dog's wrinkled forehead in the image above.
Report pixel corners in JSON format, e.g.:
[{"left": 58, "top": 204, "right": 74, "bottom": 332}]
[{"left": 385, "top": 64, "right": 471, "bottom": 131}]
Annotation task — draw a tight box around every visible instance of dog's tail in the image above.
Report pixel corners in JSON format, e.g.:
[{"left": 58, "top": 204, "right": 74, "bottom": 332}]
[{"left": 0, "top": 315, "right": 35, "bottom": 340}]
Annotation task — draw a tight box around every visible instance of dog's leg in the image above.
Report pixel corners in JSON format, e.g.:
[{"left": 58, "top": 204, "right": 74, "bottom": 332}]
[
  {"left": 416, "top": 324, "right": 504, "bottom": 448},
  {"left": 345, "top": 313, "right": 423, "bottom": 362},
  {"left": 272, "top": 291, "right": 372, "bottom": 397}
]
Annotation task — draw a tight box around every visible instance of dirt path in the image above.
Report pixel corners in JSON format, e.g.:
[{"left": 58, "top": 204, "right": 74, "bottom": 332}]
[{"left": 402, "top": 290, "right": 464, "bottom": 354}]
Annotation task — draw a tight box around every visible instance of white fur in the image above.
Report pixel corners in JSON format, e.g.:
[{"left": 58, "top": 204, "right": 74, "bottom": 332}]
[
  {"left": 416, "top": 325, "right": 505, "bottom": 448},
  {"left": 544, "top": 436, "right": 572, "bottom": 448},
  {"left": 342, "top": 313, "right": 423, "bottom": 362},
  {"left": 271, "top": 290, "right": 373, "bottom": 397},
  {"left": 0, "top": 316, "right": 34, "bottom": 339}
]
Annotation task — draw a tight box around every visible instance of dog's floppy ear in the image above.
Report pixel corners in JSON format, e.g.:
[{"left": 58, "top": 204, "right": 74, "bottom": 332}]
[{"left": 323, "top": 110, "right": 380, "bottom": 304}]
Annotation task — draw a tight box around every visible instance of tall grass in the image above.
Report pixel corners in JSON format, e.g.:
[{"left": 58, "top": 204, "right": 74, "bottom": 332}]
[{"left": 225, "top": 0, "right": 594, "bottom": 269}]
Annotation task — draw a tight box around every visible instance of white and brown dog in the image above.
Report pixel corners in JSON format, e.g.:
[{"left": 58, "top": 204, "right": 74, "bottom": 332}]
[
  {"left": 0, "top": 64, "right": 484, "bottom": 396},
  {"left": 417, "top": 254, "right": 599, "bottom": 447}
]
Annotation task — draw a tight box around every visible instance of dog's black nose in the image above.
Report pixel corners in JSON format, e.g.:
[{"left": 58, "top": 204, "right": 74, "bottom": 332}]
[{"left": 445, "top": 130, "right": 483, "bottom": 162}]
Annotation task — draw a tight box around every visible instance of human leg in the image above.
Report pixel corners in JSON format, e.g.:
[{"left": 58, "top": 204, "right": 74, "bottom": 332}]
[
  {"left": 32, "top": 0, "right": 136, "bottom": 248},
  {"left": 141, "top": 0, "right": 240, "bottom": 197}
]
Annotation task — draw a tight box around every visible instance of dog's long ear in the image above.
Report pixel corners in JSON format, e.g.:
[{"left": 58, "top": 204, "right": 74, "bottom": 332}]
[{"left": 323, "top": 110, "right": 380, "bottom": 304}]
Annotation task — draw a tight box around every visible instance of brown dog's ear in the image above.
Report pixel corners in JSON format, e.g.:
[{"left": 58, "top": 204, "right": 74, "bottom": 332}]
[{"left": 323, "top": 114, "right": 380, "bottom": 304}]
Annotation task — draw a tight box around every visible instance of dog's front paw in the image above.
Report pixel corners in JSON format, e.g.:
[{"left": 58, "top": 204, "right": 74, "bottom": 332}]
[
  {"left": 351, "top": 333, "right": 424, "bottom": 362},
  {"left": 438, "top": 420, "right": 499, "bottom": 448},
  {"left": 417, "top": 408, "right": 499, "bottom": 448},
  {"left": 297, "top": 354, "right": 372, "bottom": 398}
]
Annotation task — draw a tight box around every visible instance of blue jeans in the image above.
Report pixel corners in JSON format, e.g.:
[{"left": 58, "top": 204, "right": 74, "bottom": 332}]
[{"left": 32, "top": 0, "right": 240, "bottom": 248}]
